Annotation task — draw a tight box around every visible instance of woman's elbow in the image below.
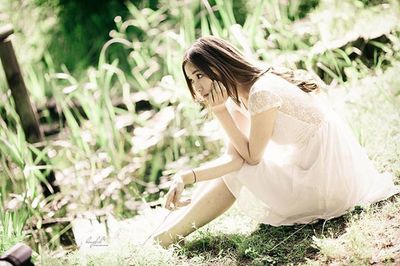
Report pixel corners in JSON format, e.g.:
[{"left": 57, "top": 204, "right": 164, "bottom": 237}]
[
  {"left": 227, "top": 156, "right": 245, "bottom": 172},
  {"left": 245, "top": 158, "right": 261, "bottom": 165}
]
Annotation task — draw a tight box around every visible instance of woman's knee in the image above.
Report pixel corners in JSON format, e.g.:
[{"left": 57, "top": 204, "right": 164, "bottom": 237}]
[{"left": 210, "top": 178, "right": 236, "bottom": 203}]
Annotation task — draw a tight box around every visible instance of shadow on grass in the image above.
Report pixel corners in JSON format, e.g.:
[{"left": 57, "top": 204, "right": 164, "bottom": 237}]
[
  {"left": 179, "top": 194, "right": 400, "bottom": 265},
  {"left": 178, "top": 208, "right": 367, "bottom": 265}
]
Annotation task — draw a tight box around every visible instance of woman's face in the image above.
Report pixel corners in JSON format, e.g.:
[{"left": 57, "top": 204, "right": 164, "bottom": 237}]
[{"left": 184, "top": 62, "right": 213, "bottom": 101}]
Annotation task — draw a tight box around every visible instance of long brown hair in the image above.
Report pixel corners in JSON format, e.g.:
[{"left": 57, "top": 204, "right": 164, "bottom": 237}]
[{"left": 182, "top": 36, "right": 320, "bottom": 107}]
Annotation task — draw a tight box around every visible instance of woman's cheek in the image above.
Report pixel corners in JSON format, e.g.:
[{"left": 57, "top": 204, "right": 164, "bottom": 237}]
[{"left": 204, "top": 80, "right": 213, "bottom": 94}]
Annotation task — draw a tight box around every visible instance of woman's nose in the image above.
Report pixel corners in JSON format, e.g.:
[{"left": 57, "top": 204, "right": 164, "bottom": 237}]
[{"left": 194, "top": 84, "right": 203, "bottom": 94}]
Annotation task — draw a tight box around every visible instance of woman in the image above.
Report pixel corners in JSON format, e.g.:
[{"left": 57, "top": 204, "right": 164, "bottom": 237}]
[{"left": 152, "top": 36, "right": 399, "bottom": 247}]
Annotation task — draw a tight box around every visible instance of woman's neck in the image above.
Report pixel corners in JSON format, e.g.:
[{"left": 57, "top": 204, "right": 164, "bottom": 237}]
[
  {"left": 237, "top": 84, "right": 251, "bottom": 101},
  {"left": 235, "top": 84, "right": 251, "bottom": 110},
  {"left": 235, "top": 71, "right": 266, "bottom": 107}
]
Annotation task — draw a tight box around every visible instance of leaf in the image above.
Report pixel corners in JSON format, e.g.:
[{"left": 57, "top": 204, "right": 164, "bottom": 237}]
[{"left": 0, "top": 137, "right": 24, "bottom": 168}]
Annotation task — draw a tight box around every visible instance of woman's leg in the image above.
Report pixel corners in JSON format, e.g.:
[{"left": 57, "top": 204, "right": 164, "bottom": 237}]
[
  {"left": 153, "top": 177, "right": 235, "bottom": 247},
  {"left": 149, "top": 179, "right": 212, "bottom": 237}
]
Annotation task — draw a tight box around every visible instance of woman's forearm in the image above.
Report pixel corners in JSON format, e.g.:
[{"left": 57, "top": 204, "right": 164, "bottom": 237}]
[
  {"left": 212, "top": 106, "right": 256, "bottom": 164},
  {"left": 180, "top": 154, "right": 244, "bottom": 185}
]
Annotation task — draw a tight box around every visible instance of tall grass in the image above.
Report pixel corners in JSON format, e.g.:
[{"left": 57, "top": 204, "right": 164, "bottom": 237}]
[{"left": 0, "top": 86, "right": 45, "bottom": 253}]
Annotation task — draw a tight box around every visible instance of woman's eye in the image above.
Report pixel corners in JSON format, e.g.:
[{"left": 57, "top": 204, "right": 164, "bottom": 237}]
[{"left": 196, "top": 73, "right": 203, "bottom": 79}]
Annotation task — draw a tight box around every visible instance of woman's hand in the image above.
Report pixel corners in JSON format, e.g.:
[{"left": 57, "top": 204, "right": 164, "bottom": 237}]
[
  {"left": 207, "top": 80, "right": 229, "bottom": 112},
  {"left": 164, "top": 174, "right": 192, "bottom": 211}
]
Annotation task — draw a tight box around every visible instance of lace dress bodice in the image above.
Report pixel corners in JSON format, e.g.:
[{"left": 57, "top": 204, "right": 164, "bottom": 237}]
[{"left": 227, "top": 72, "right": 328, "bottom": 147}]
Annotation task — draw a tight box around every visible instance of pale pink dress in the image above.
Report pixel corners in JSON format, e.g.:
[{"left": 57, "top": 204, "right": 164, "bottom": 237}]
[{"left": 222, "top": 72, "right": 399, "bottom": 226}]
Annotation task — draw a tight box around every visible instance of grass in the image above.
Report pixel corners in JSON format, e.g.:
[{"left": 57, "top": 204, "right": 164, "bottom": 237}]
[
  {"left": 307, "top": 197, "right": 400, "bottom": 265},
  {"left": 0, "top": 0, "right": 399, "bottom": 264}
]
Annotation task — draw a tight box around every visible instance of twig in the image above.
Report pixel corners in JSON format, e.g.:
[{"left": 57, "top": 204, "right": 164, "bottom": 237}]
[{"left": 267, "top": 223, "right": 308, "bottom": 252}]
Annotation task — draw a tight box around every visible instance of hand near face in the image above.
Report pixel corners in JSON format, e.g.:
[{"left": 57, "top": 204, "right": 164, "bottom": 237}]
[{"left": 207, "top": 80, "right": 229, "bottom": 112}]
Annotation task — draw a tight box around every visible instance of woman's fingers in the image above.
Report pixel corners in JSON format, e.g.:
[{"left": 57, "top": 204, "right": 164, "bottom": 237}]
[
  {"left": 164, "top": 189, "right": 176, "bottom": 210},
  {"left": 207, "top": 89, "right": 214, "bottom": 105},
  {"left": 165, "top": 193, "right": 191, "bottom": 211},
  {"left": 172, "top": 184, "right": 183, "bottom": 206},
  {"left": 175, "top": 198, "right": 192, "bottom": 207},
  {"left": 216, "top": 81, "right": 227, "bottom": 98},
  {"left": 164, "top": 185, "right": 186, "bottom": 211},
  {"left": 212, "top": 80, "right": 221, "bottom": 100},
  {"left": 211, "top": 84, "right": 216, "bottom": 103},
  {"left": 209, "top": 81, "right": 221, "bottom": 105},
  {"left": 214, "top": 80, "right": 223, "bottom": 98}
]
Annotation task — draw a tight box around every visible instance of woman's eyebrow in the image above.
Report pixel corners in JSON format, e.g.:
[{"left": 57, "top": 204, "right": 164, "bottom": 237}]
[{"left": 192, "top": 70, "right": 200, "bottom": 74}]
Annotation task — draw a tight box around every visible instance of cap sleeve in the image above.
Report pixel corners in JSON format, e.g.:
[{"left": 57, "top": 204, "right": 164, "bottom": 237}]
[{"left": 248, "top": 87, "right": 283, "bottom": 115}]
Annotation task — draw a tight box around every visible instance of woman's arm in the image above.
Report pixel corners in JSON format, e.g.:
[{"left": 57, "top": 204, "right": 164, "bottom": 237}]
[
  {"left": 229, "top": 107, "right": 250, "bottom": 137},
  {"left": 212, "top": 107, "right": 253, "bottom": 164},
  {"left": 164, "top": 137, "right": 243, "bottom": 210},
  {"left": 213, "top": 105, "right": 277, "bottom": 165},
  {"left": 164, "top": 146, "right": 243, "bottom": 210},
  {"left": 176, "top": 108, "right": 248, "bottom": 185},
  {"left": 179, "top": 149, "right": 244, "bottom": 185},
  {"left": 206, "top": 80, "right": 278, "bottom": 165}
]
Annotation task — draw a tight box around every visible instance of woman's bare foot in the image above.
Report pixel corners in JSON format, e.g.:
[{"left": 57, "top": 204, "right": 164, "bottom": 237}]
[
  {"left": 153, "top": 231, "right": 185, "bottom": 248},
  {"left": 153, "top": 231, "right": 174, "bottom": 248}
]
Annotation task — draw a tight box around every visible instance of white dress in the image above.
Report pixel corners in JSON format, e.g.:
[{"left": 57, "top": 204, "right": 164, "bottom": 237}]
[{"left": 222, "top": 72, "right": 399, "bottom": 226}]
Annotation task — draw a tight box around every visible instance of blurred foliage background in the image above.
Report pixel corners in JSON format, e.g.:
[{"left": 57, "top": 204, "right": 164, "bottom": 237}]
[{"left": 0, "top": 0, "right": 399, "bottom": 264}]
